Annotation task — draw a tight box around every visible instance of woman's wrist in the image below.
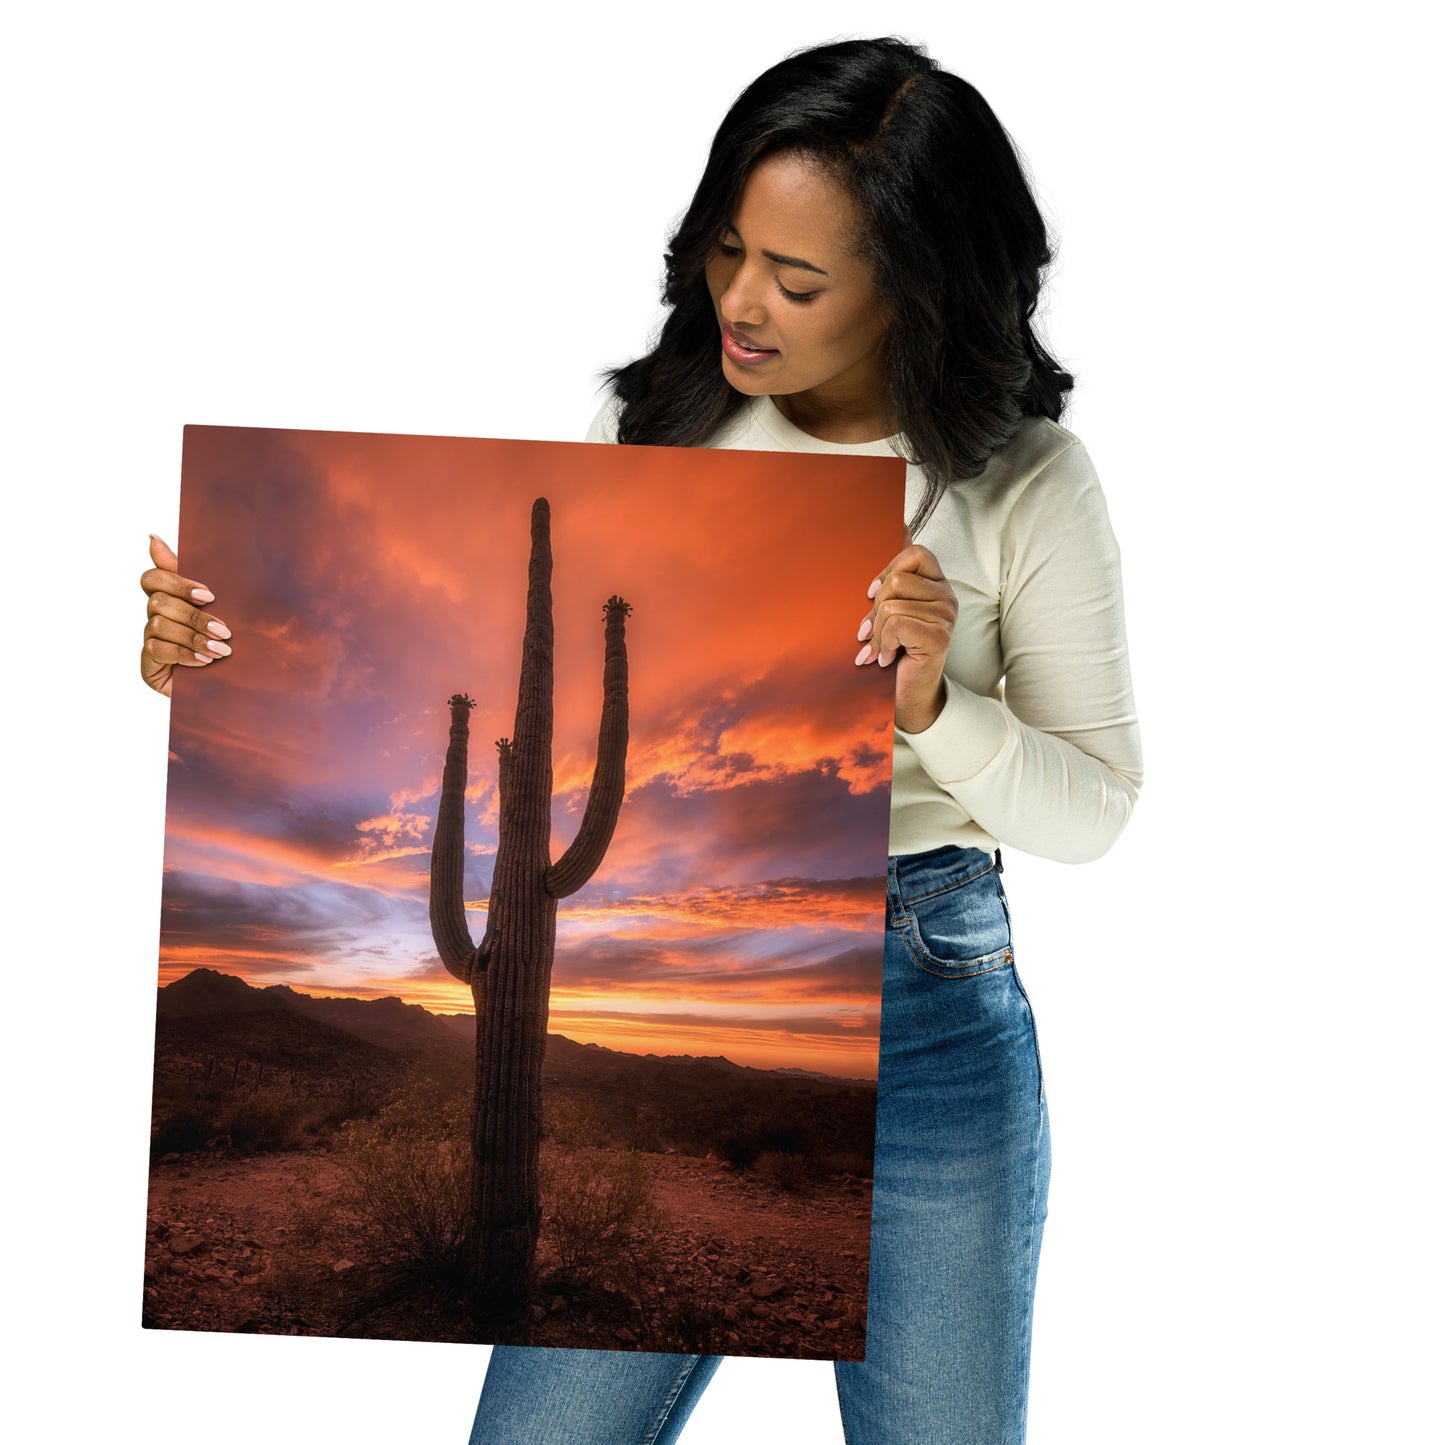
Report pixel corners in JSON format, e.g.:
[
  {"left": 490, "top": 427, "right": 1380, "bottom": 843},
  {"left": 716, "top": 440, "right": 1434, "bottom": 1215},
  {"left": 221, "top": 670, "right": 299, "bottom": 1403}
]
[{"left": 895, "top": 679, "right": 947, "bottom": 735}]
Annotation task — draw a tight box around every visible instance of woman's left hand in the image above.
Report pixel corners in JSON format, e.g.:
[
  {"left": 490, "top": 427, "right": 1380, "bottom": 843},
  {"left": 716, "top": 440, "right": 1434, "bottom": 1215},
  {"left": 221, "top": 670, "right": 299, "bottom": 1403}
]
[{"left": 855, "top": 536, "right": 958, "bottom": 734}]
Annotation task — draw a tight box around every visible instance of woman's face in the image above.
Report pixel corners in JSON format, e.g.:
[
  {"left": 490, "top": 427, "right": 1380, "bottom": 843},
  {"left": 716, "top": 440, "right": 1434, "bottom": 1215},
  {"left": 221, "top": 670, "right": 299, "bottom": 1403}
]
[{"left": 704, "top": 152, "right": 891, "bottom": 430}]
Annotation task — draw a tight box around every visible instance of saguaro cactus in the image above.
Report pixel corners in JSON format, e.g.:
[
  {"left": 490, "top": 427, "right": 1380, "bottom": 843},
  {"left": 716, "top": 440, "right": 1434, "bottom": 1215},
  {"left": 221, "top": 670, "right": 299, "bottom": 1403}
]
[{"left": 429, "top": 496, "right": 630, "bottom": 1338}]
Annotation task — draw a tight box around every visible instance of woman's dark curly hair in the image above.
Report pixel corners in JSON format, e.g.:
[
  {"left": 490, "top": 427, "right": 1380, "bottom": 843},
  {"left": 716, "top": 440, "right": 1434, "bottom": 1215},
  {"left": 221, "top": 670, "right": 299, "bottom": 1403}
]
[{"left": 605, "top": 36, "right": 1073, "bottom": 530}]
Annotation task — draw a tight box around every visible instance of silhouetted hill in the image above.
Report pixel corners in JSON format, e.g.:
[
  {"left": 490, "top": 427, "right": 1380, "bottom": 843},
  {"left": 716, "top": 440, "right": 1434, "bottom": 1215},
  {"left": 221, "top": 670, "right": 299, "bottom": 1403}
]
[
  {"left": 153, "top": 1005, "right": 395, "bottom": 1063},
  {"left": 157, "top": 970, "right": 874, "bottom": 1086},
  {"left": 158, "top": 968, "right": 271, "bottom": 1016},
  {"left": 154, "top": 1007, "right": 398, "bottom": 1075},
  {"left": 158, "top": 969, "right": 466, "bottom": 1054}
]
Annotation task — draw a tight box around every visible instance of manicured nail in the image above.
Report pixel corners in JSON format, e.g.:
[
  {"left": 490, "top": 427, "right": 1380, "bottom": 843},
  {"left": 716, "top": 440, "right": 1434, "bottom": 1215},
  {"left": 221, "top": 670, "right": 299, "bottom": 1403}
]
[
  {"left": 867, "top": 578, "right": 882, "bottom": 599},
  {"left": 149, "top": 533, "right": 166, "bottom": 546},
  {"left": 193, "top": 652, "right": 213, "bottom": 663},
  {"left": 856, "top": 617, "right": 873, "bottom": 642},
  {"left": 191, "top": 587, "right": 215, "bottom": 603},
  {"left": 854, "top": 644, "right": 873, "bottom": 665},
  {"left": 206, "top": 620, "right": 231, "bottom": 639},
  {"left": 206, "top": 639, "right": 232, "bottom": 656}
]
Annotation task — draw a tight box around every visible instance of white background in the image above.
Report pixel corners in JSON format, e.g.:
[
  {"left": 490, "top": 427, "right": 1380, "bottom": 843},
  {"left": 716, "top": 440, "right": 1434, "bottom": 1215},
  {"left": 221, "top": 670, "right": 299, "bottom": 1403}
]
[{"left": 6, "top": 2, "right": 1439, "bottom": 1440}]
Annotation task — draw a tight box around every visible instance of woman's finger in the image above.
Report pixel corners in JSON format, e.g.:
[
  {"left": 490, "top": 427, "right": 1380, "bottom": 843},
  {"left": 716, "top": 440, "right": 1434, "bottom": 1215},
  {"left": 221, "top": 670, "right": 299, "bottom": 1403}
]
[
  {"left": 876, "top": 608, "right": 952, "bottom": 663},
  {"left": 147, "top": 589, "right": 231, "bottom": 640},
  {"left": 857, "top": 579, "right": 957, "bottom": 659},
  {"left": 858, "top": 543, "right": 957, "bottom": 664},
  {"left": 143, "top": 534, "right": 215, "bottom": 605},
  {"left": 141, "top": 564, "right": 216, "bottom": 605},
  {"left": 149, "top": 533, "right": 179, "bottom": 571},
  {"left": 868, "top": 543, "right": 946, "bottom": 596},
  {"left": 857, "top": 603, "right": 954, "bottom": 666},
  {"left": 143, "top": 632, "right": 220, "bottom": 669},
  {"left": 872, "top": 570, "right": 953, "bottom": 604},
  {"left": 145, "top": 611, "right": 233, "bottom": 661}
]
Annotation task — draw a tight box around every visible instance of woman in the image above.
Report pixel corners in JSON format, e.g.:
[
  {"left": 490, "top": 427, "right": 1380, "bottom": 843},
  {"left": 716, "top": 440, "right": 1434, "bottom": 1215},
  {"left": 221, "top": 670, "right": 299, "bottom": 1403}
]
[{"left": 140, "top": 36, "right": 1141, "bottom": 1445}]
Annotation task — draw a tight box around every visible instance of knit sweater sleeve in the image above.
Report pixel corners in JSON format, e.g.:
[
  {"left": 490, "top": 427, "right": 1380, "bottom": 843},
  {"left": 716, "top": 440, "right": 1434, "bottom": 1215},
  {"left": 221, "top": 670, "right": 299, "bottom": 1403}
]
[{"left": 901, "top": 439, "right": 1143, "bottom": 863}]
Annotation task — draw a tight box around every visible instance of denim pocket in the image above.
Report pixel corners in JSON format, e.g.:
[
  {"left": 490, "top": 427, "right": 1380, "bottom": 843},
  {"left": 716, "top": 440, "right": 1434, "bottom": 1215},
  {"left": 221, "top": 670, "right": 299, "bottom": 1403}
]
[{"left": 900, "top": 862, "right": 1014, "bottom": 979}]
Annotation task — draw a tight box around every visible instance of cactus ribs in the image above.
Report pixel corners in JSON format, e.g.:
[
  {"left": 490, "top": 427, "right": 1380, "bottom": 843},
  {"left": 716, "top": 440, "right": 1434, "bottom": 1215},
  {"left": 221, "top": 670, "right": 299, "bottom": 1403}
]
[{"left": 429, "top": 496, "right": 630, "bottom": 1340}]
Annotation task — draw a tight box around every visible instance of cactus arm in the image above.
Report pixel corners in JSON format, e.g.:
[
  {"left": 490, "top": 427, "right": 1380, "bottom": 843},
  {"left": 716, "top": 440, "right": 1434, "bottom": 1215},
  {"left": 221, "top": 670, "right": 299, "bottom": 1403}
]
[
  {"left": 496, "top": 736, "right": 513, "bottom": 808},
  {"left": 472, "top": 915, "right": 494, "bottom": 976},
  {"left": 430, "top": 692, "right": 482, "bottom": 983},
  {"left": 545, "top": 596, "right": 630, "bottom": 899}
]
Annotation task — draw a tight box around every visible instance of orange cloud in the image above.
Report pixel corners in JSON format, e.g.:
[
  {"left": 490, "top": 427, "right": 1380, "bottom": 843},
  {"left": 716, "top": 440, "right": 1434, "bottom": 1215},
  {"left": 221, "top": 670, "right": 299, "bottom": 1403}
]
[
  {"left": 350, "top": 810, "right": 432, "bottom": 860},
  {"left": 559, "top": 877, "right": 884, "bottom": 937}
]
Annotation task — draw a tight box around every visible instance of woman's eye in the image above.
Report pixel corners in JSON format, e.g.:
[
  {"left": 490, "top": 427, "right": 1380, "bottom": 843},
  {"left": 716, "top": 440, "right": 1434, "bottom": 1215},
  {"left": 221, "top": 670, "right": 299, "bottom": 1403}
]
[
  {"left": 713, "top": 238, "right": 815, "bottom": 302},
  {"left": 776, "top": 279, "right": 818, "bottom": 304}
]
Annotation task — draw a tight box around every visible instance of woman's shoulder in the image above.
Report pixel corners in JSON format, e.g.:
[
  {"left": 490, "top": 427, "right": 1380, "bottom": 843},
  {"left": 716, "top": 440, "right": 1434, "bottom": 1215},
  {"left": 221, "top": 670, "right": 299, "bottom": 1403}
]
[
  {"left": 991, "top": 414, "right": 1090, "bottom": 483},
  {"left": 922, "top": 415, "right": 1107, "bottom": 555},
  {"left": 970, "top": 414, "right": 1106, "bottom": 518},
  {"left": 583, "top": 393, "right": 625, "bottom": 444}
]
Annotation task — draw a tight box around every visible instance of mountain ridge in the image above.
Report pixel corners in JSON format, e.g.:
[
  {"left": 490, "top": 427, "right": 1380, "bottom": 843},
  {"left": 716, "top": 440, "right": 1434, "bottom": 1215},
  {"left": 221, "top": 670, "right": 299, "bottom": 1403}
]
[{"left": 156, "top": 968, "right": 874, "bottom": 1086}]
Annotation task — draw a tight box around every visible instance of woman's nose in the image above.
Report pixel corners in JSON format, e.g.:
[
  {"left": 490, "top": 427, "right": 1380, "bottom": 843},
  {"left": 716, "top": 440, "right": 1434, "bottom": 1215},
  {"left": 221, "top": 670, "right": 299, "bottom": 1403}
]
[{"left": 719, "top": 264, "right": 768, "bottom": 327}]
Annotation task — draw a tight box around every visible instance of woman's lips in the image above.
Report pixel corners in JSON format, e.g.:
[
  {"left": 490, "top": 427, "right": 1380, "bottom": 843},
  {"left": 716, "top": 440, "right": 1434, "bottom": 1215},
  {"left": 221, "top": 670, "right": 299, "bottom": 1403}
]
[{"left": 721, "top": 324, "right": 779, "bottom": 366}]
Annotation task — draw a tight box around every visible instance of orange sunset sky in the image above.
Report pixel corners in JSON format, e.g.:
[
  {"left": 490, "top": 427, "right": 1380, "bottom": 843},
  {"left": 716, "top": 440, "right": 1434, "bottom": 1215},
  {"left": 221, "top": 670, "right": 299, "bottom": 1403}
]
[{"left": 159, "top": 427, "right": 904, "bottom": 1077}]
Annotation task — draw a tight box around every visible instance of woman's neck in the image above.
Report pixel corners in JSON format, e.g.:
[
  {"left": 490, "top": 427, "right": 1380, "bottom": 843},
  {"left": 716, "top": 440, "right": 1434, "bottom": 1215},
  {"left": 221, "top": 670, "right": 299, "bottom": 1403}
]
[{"left": 771, "top": 387, "right": 896, "bottom": 445}]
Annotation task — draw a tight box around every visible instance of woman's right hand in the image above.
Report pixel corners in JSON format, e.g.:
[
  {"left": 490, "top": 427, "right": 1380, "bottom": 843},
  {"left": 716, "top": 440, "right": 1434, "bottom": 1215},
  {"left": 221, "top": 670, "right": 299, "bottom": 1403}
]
[{"left": 140, "top": 535, "right": 232, "bottom": 698}]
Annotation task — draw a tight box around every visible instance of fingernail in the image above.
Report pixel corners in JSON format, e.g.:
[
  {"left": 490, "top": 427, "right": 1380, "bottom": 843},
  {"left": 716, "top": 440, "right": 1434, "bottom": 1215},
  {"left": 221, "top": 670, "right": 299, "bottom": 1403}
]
[
  {"left": 149, "top": 533, "right": 167, "bottom": 546},
  {"left": 193, "top": 652, "right": 213, "bottom": 663},
  {"left": 207, "top": 620, "right": 231, "bottom": 639},
  {"left": 867, "top": 578, "right": 882, "bottom": 599},
  {"left": 854, "top": 644, "right": 873, "bottom": 665},
  {"left": 206, "top": 639, "right": 232, "bottom": 656},
  {"left": 856, "top": 617, "right": 873, "bottom": 642},
  {"left": 191, "top": 587, "right": 215, "bottom": 603}
]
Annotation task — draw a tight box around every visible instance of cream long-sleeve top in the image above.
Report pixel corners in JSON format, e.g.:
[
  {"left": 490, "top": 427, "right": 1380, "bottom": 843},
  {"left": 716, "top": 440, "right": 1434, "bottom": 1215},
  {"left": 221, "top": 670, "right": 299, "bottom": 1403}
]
[{"left": 586, "top": 393, "right": 1143, "bottom": 865}]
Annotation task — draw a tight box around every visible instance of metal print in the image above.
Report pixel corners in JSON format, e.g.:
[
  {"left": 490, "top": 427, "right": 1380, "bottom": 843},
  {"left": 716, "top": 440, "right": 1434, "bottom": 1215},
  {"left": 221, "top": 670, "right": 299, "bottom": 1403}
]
[{"left": 143, "top": 426, "right": 903, "bottom": 1357}]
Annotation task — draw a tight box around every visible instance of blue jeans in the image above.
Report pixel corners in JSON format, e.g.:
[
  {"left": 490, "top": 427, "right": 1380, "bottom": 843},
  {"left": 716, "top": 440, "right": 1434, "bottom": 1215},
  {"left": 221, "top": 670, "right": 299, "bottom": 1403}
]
[{"left": 470, "top": 846, "right": 1050, "bottom": 1444}]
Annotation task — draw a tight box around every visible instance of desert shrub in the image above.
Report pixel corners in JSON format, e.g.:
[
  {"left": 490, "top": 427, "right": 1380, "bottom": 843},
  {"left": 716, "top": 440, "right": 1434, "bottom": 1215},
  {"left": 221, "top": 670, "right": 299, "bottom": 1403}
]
[
  {"left": 285, "top": 1159, "right": 341, "bottom": 1245},
  {"left": 361, "top": 1071, "right": 469, "bottom": 1138},
  {"left": 215, "top": 1085, "right": 316, "bottom": 1151},
  {"left": 331, "top": 1081, "right": 472, "bottom": 1282},
  {"left": 717, "top": 1130, "right": 761, "bottom": 1170},
  {"left": 755, "top": 1149, "right": 811, "bottom": 1193},
  {"left": 757, "top": 1125, "right": 806, "bottom": 1155},
  {"left": 307, "top": 1092, "right": 381, "bottom": 1136},
  {"left": 647, "top": 1260, "right": 726, "bottom": 1353},
  {"left": 150, "top": 1105, "right": 215, "bottom": 1157},
  {"left": 626, "top": 1105, "right": 666, "bottom": 1153},
  {"left": 717, "top": 1124, "right": 807, "bottom": 1172},
  {"left": 652, "top": 1291, "right": 724, "bottom": 1353},
  {"left": 543, "top": 1092, "right": 605, "bottom": 1148},
  {"left": 153, "top": 1082, "right": 383, "bottom": 1157},
  {"left": 539, "top": 1145, "right": 668, "bottom": 1286}
]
